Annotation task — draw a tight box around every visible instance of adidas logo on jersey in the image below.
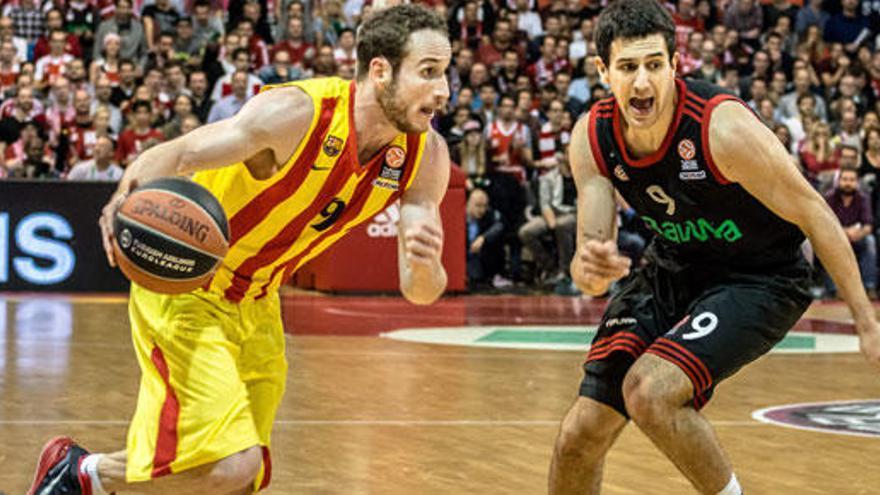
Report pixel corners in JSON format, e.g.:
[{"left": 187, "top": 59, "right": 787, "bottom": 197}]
[{"left": 366, "top": 203, "right": 399, "bottom": 238}]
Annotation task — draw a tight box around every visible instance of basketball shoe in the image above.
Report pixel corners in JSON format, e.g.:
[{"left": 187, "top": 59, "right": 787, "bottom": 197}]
[{"left": 28, "top": 437, "right": 92, "bottom": 495}]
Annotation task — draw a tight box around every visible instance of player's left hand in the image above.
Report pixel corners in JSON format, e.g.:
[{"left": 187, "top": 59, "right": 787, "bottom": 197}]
[
  {"left": 856, "top": 319, "right": 880, "bottom": 368},
  {"left": 403, "top": 220, "right": 444, "bottom": 267}
]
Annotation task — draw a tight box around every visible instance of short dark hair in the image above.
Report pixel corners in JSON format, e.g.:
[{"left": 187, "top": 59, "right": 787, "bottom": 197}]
[
  {"left": 839, "top": 144, "right": 860, "bottom": 156},
  {"left": 796, "top": 92, "right": 815, "bottom": 105},
  {"left": 232, "top": 47, "right": 250, "bottom": 61},
  {"left": 132, "top": 100, "right": 152, "bottom": 113},
  {"left": 356, "top": 3, "right": 448, "bottom": 81},
  {"left": 594, "top": 0, "right": 675, "bottom": 66},
  {"left": 839, "top": 164, "right": 859, "bottom": 176}
]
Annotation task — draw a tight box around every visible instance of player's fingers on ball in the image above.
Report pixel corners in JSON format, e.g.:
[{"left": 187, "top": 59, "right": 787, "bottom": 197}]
[{"left": 102, "top": 232, "right": 116, "bottom": 266}]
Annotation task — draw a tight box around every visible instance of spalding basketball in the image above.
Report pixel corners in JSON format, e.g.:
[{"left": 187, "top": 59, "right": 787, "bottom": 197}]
[{"left": 112, "top": 177, "right": 229, "bottom": 294}]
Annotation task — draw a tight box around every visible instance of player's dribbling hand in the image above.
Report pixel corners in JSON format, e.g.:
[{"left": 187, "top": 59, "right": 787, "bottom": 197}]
[
  {"left": 403, "top": 220, "right": 444, "bottom": 268},
  {"left": 571, "top": 239, "right": 631, "bottom": 296},
  {"left": 98, "top": 181, "right": 136, "bottom": 267}
]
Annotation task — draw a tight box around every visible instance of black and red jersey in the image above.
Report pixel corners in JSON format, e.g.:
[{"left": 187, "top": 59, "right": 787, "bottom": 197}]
[{"left": 588, "top": 78, "right": 804, "bottom": 269}]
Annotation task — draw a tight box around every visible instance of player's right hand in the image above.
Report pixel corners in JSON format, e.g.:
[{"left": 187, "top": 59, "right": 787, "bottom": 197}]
[
  {"left": 571, "top": 239, "right": 632, "bottom": 296},
  {"left": 99, "top": 182, "right": 136, "bottom": 267}
]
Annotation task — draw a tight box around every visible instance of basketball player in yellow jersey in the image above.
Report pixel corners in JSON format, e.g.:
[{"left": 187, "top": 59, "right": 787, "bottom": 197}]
[{"left": 28, "top": 5, "right": 452, "bottom": 495}]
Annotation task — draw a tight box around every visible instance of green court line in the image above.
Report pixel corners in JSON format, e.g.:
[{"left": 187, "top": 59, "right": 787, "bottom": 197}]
[
  {"left": 477, "top": 330, "right": 595, "bottom": 344},
  {"left": 773, "top": 334, "right": 815, "bottom": 350}
]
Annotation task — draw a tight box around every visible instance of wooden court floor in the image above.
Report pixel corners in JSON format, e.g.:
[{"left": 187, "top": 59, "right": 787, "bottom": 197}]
[{"left": 0, "top": 293, "right": 878, "bottom": 494}]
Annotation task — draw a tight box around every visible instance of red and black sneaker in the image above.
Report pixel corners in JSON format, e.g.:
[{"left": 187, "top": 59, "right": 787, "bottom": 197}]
[{"left": 28, "top": 437, "right": 92, "bottom": 495}]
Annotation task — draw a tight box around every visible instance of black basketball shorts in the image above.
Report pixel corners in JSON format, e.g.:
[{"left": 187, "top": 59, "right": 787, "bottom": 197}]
[{"left": 579, "top": 258, "right": 813, "bottom": 417}]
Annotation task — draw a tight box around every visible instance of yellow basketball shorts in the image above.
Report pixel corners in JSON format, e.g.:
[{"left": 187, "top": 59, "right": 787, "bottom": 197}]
[{"left": 125, "top": 283, "right": 288, "bottom": 491}]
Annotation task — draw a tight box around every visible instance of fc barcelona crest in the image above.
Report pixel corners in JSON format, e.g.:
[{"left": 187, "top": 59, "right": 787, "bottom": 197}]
[{"left": 323, "top": 136, "right": 343, "bottom": 157}]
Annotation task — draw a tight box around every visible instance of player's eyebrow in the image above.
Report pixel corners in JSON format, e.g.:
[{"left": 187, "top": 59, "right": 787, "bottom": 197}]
[
  {"left": 615, "top": 52, "right": 666, "bottom": 63},
  {"left": 418, "top": 57, "right": 442, "bottom": 64}
]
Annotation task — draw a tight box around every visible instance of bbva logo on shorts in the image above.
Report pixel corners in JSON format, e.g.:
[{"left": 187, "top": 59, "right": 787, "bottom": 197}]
[{"left": 367, "top": 203, "right": 399, "bottom": 238}]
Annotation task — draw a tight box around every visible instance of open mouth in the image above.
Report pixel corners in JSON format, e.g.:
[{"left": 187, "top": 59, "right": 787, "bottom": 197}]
[
  {"left": 419, "top": 106, "right": 435, "bottom": 119},
  {"left": 629, "top": 96, "right": 654, "bottom": 116}
]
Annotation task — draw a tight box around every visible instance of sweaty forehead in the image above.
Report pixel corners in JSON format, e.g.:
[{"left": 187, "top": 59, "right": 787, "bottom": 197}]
[
  {"left": 403, "top": 30, "right": 452, "bottom": 65},
  {"left": 609, "top": 34, "right": 669, "bottom": 63}
]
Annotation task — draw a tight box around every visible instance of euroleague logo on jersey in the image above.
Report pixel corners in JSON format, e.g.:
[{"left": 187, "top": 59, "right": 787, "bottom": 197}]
[
  {"left": 374, "top": 146, "right": 406, "bottom": 191},
  {"left": 385, "top": 146, "right": 406, "bottom": 169},
  {"left": 677, "top": 139, "right": 706, "bottom": 181},
  {"left": 677, "top": 139, "right": 696, "bottom": 160}
]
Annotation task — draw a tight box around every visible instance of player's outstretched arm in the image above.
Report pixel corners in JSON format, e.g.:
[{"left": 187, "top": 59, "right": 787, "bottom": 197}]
[
  {"left": 709, "top": 101, "right": 880, "bottom": 368},
  {"left": 569, "top": 112, "right": 631, "bottom": 296},
  {"left": 99, "top": 86, "right": 314, "bottom": 266},
  {"left": 397, "top": 131, "right": 450, "bottom": 305}
]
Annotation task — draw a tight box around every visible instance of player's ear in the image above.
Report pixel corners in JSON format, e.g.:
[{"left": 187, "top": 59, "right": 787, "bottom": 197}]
[
  {"left": 670, "top": 50, "right": 680, "bottom": 76},
  {"left": 594, "top": 56, "right": 609, "bottom": 86},
  {"left": 369, "top": 56, "right": 393, "bottom": 88}
]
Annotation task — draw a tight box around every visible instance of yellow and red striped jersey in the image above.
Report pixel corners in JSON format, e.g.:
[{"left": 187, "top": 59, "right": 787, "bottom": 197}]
[{"left": 193, "top": 77, "right": 426, "bottom": 302}]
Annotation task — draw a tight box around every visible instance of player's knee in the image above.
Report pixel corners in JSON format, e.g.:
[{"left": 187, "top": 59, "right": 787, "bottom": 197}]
[
  {"left": 206, "top": 446, "right": 262, "bottom": 491},
  {"left": 555, "top": 404, "right": 616, "bottom": 459},
  {"left": 622, "top": 369, "right": 668, "bottom": 427}
]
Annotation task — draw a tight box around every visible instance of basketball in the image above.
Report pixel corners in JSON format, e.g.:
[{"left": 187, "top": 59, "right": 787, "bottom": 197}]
[{"left": 112, "top": 177, "right": 230, "bottom": 294}]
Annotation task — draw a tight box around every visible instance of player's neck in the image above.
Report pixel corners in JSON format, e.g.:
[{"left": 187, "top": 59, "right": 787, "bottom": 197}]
[
  {"left": 620, "top": 90, "right": 678, "bottom": 158},
  {"left": 353, "top": 81, "right": 403, "bottom": 161}
]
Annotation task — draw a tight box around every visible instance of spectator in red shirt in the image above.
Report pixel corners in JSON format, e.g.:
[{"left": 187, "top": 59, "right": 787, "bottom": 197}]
[
  {"left": 799, "top": 120, "right": 840, "bottom": 192},
  {"left": 116, "top": 99, "right": 164, "bottom": 167},
  {"left": 527, "top": 35, "right": 567, "bottom": 89},
  {"left": 672, "top": 0, "right": 704, "bottom": 50},
  {"left": 35, "top": 30, "right": 75, "bottom": 90},
  {"left": 270, "top": 16, "right": 314, "bottom": 71},
  {"left": 477, "top": 18, "right": 515, "bottom": 68},
  {"left": 0, "top": 84, "right": 46, "bottom": 125},
  {"left": 333, "top": 28, "right": 356, "bottom": 72},
  {"left": 33, "top": 9, "right": 83, "bottom": 61},
  {"left": 68, "top": 88, "right": 99, "bottom": 163},
  {"left": 677, "top": 30, "right": 704, "bottom": 76},
  {"left": 236, "top": 18, "right": 269, "bottom": 71},
  {"left": 44, "top": 76, "right": 76, "bottom": 147},
  {"left": 211, "top": 47, "right": 263, "bottom": 101},
  {"left": 0, "top": 39, "right": 19, "bottom": 96}
]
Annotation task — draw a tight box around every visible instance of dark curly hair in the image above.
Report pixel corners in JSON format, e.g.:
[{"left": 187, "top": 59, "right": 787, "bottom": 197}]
[
  {"left": 356, "top": 4, "right": 448, "bottom": 81},
  {"left": 594, "top": 0, "right": 676, "bottom": 66}
]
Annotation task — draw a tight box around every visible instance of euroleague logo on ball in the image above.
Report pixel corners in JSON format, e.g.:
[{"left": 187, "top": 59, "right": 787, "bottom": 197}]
[
  {"left": 677, "top": 139, "right": 696, "bottom": 160},
  {"left": 120, "top": 228, "right": 133, "bottom": 249}
]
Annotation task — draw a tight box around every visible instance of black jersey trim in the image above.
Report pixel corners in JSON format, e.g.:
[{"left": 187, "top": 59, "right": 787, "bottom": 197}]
[
  {"left": 700, "top": 94, "right": 744, "bottom": 185},
  {"left": 611, "top": 78, "right": 687, "bottom": 168},
  {"left": 588, "top": 109, "right": 611, "bottom": 178}
]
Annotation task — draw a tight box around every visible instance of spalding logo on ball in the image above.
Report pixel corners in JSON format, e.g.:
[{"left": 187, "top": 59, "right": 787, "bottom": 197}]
[{"left": 112, "top": 177, "right": 230, "bottom": 294}]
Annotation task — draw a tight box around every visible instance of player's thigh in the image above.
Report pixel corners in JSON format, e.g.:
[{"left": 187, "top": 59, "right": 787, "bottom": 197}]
[
  {"left": 580, "top": 266, "right": 671, "bottom": 417},
  {"left": 646, "top": 272, "right": 812, "bottom": 408},
  {"left": 127, "top": 285, "right": 259, "bottom": 481},
  {"left": 239, "top": 292, "right": 288, "bottom": 444}
]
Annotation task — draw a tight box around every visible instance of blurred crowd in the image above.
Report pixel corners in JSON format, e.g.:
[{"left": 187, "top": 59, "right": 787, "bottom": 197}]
[{"left": 1, "top": 0, "right": 879, "bottom": 294}]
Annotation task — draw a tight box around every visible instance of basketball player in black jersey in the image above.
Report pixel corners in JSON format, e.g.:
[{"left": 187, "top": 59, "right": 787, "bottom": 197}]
[{"left": 548, "top": 0, "right": 880, "bottom": 494}]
